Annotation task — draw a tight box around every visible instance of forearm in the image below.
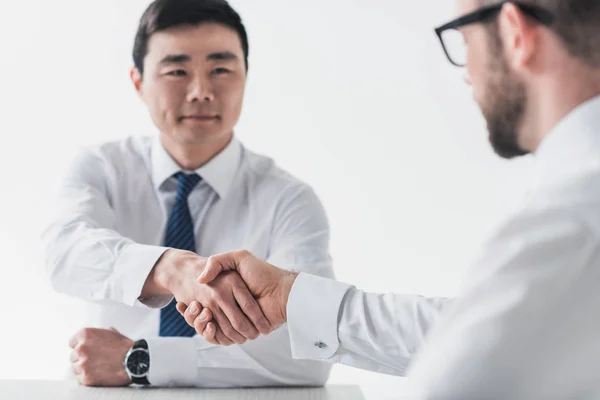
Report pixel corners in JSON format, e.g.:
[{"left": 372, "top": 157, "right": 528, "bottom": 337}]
[
  {"left": 43, "top": 219, "right": 169, "bottom": 306},
  {"left": 335, "top": 288, "right": 450, "bottom": 376},
  {"left": 286, "top": 273, "right": 450, "bottom": 376}
]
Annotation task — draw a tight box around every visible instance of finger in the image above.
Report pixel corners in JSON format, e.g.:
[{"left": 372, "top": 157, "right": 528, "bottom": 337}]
[
  {"left": 213, "top": 325, "right": 235, "bottom": 346},
  {"left": 212, "top": 307, "right": 246, "bottom": 344},
  {"left": 193, "top": 308, "right": 212, "bottom": 337},
  {"left": 232, "top": 283, "right": 272, "bottom": 335},
  {"left": 203, "top": 322, "right": 219, "bottom": 345},
  {"left": 220, "top": 291, "right": 260, "bottom": 340},
  {"left": 68, "top": 335, "right": 78, "bottom": 349},
  {"left": 198, "top": 250, "right": 248, "bottom": 284},
  {"left": 70, "top": 351, "right": 79, "bottom": 363},
  {"left": 198, "top": 255, "right": 230, "bottom": 284},
  {"left": 176, "top": 301, "right": 188, "bottom": 316},
  {"left": 71, "top": 362, "right": 82, "bottom": 375},
  {"left": 184, "top": 301, "right": 202, "bottom": 328}
]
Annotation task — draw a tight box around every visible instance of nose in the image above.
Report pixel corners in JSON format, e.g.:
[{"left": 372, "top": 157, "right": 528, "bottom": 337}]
[{"left": 187, "top": 77, "right": 214, "bottom": 103}]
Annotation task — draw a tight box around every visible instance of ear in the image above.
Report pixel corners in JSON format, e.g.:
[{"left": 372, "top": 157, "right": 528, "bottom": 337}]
[
  {"left": 498, "top": 3, "right": 538, "bottom": 70},
  {"left": 130, "top": 67, "right": 144, "bottom": 97}
]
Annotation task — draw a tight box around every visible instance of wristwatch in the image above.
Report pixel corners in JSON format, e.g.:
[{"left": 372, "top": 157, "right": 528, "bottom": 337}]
[{"left": 124, "top": 339, "right": 150, "bottom": 386}]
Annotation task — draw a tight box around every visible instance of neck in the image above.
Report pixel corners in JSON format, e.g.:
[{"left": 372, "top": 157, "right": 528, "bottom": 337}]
[
  {"left": 160, "top": 133, "right": 233, "bottom": 170},
  {"left": 521, "top": 67, "right": 600, "bottom": 153}
]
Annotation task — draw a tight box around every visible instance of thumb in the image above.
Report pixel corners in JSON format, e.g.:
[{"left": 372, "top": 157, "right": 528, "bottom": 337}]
[{"left": 198, "top": 251, "right": 244, "bottom": 284}]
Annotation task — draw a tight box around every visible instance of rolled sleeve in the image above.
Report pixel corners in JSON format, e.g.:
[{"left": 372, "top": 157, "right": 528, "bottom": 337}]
[{"left": 287, "top": 273, "right": 353, "bottom": 360}]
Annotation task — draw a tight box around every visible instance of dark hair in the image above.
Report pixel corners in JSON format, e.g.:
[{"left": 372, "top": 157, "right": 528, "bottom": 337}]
[
  {"left": 133, "top": 0, "right": 249, "bottom": 75},
  {"left": 480, "top": 0, "right": 600, "bottom": 68}
]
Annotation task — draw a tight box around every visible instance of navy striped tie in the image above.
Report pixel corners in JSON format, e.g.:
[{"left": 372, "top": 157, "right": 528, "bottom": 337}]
[{"left": 159, "top": 172, "right": 202, "bottom": 337}]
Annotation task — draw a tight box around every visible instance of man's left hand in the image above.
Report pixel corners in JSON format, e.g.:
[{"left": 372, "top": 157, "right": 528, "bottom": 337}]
[{"left": 69, "top": 327, "right": 134, "bottom": 387}]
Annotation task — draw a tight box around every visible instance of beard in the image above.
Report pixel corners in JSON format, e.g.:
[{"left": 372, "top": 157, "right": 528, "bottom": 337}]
[{"left": 480, "top": 30, "right": 529, "bottom": 159}]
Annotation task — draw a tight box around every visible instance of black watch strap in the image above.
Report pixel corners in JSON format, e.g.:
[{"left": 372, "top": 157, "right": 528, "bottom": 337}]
[
  {"left": 130, "top": 339, "right": 150, "bottom": 386},
  {"left": 132, "top": 376, "right": 150, "bottom": 385}
]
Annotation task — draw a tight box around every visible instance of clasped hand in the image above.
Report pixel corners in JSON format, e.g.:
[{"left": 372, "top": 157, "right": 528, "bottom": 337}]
[
  {"left": 154, "top": 249, "right": 277, "bottom": 345},
  {"left": 176, "top": 250, "right": 298, "bottom": 346}
]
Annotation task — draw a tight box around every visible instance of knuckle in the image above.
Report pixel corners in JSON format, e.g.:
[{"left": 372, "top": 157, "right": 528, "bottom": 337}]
[
  {"left": 231, "top": 318, "right": 249, "bottom": 333},
  {"left": 220, "top": 322, "right": 233, "bottom": 333},
  {"left": 77, "top": 343, "right": 89, "bottom": 354},
  {"left": 221, "top": 324, "right": 236, "bottom": 337},
  {"left": 215, "top": 333, "right": 231, "bottom": 346},
  {"left": 79, "top": 359, "right": 89, "bottom": 371},
  {"left": 79, "top": 328, "right": 91, "bottom": 340},
  {"left": 246, "top": 329, "right": 260, "bottom": 340},
  {"left": 237, "top": 249, "right": 250, "bottom": 258},
  {"left": 239, "top": 297, "right": 255, "bottom": 311}
]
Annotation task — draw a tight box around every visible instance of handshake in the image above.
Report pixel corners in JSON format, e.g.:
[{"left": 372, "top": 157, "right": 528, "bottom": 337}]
[{"left": 151, "top": 249, "right": 299, "bottom": 346}]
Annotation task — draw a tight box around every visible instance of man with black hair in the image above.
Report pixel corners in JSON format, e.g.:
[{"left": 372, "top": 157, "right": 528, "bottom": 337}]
[{"left": 43, "top": 0, "right": 336, "bottom": 388}]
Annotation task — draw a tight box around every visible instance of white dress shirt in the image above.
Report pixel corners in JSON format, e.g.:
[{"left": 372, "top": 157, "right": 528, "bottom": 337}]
[
  {"left": 42, "top": 136, "right": 334, "bottom": 387},
  {"left": 288, "top": 95, "right": 600, "bottom": 399}
]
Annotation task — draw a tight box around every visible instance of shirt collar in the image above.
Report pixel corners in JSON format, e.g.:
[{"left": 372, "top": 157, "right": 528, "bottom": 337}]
[
  {"left": 151, "top": 136, "right": 242, "bottom": 199},
  {"left": 532, "top": 95, "right": 600, "bottom": 190}
]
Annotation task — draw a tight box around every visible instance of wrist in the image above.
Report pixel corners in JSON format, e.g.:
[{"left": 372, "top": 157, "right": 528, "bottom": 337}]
[
  {"left": 122, "top": 338, "right": 135, "bottom": 357},
  {"left": 124, "top": 339, "right": 150, "bottom": 386},
  {"left": 151, "top": 249, "right": 178, "bottom": 296},
  {"left": 122, "top": 342, "right": 135, "bottom": 384},
  {"left": 279, "top": 271, "right": 299, "bottom": 323}
]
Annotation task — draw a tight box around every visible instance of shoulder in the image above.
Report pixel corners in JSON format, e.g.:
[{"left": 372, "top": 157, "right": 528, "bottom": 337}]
[
  {"left": 64, "top": 136, "right": 153, "bottom": 186},
  {"left": 239, "top": 144, "right": 320, "bottom": 202},
  {"left": 76, "top": 136, "right": 151, "bottom": 167}
]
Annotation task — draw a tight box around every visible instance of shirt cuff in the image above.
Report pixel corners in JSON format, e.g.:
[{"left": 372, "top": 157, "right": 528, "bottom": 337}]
[
  {"left": 146, "top": 337, "right": 199, "bottom": 387},
  {"left": 112, "top": 243, "right": 170, "bottom": 307},
  {"left": 287, "top": 273, "right": 353, "bottom": 361}
]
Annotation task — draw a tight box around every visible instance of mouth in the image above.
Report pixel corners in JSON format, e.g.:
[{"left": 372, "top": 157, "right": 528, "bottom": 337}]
[{"left": 180, "top": 115, "right": 220, "bottom": 122}]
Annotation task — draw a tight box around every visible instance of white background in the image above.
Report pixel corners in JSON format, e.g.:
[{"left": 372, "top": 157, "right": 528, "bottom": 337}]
[{"left": 0, "top": 0, "right": 532, "bottom": 398}]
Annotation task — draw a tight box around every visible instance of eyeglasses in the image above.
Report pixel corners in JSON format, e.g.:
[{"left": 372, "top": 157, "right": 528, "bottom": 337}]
[{"left": 434, "top": 1, "right": 555, "bottom": 67}]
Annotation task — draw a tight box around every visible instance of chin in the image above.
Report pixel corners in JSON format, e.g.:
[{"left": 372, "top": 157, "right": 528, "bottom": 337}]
[{"left": 179, "top": 129, "right": 231, "bottom": 145}]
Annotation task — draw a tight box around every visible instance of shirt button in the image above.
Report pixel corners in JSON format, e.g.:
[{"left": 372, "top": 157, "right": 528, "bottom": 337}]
[{"left": 314, "top": 341, "right": 328, "bottom": 349}]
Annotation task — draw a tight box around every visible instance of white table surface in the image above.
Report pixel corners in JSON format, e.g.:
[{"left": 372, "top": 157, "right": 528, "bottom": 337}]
[{"left": 0, "top": 380, "right": 364, "bottom": 400}]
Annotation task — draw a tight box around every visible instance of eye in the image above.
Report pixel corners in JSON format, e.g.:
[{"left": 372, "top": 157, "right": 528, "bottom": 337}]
[
  {"left": 167, "top": 70, "right": 187, "bottom": 77},
  {"left": 212, "top": 68, "right": 231, "bottom": 75}
]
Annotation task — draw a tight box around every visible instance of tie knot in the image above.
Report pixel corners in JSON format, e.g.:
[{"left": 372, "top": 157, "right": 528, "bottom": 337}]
[{"left": 175, "top": 172, "right": 202, "bottom": 198}]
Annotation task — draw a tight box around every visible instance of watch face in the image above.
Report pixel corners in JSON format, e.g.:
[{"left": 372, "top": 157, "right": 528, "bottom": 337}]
[{"left": 127, "top": 349, "right": 149, "bottom": 376}]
